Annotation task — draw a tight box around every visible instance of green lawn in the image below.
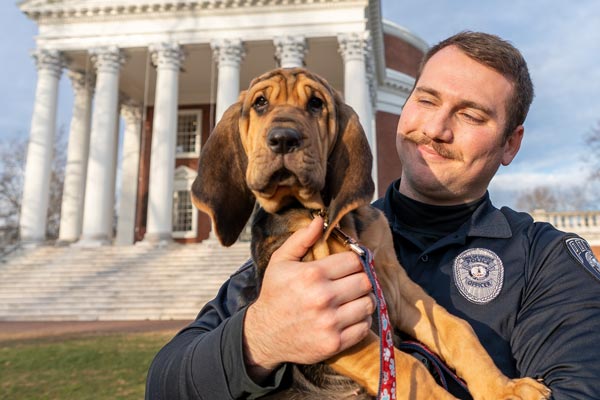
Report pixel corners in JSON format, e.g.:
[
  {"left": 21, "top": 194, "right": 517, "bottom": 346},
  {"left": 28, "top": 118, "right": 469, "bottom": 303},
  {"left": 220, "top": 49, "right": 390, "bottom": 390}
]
[{"left": 0, "top": 332, "right": 173, "bottom": 400}]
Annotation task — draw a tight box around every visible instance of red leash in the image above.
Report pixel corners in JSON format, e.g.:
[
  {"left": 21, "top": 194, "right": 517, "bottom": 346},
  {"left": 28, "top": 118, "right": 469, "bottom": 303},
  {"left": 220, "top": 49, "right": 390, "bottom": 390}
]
[
  {"left": 358, "top": 245, "right": 397, "bottom": 400},
  {"left": 324, "top": 215, "right": 397, "bottom": 400}
]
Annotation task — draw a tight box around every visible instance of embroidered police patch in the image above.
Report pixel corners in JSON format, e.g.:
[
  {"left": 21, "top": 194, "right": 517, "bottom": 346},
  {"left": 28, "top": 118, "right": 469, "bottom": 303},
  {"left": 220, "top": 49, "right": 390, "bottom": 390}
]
[
  {"left": 453, "top": 248, "right": 504, "bottom": 304},
  {"left": 565, "top": 237, "right": 600, "bottom": 282}
]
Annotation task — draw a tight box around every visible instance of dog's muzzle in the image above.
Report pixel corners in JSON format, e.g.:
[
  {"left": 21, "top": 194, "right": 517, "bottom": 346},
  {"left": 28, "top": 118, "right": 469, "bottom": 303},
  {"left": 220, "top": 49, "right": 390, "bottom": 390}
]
[{"left": 267, "top": 127, "right": 303, "bottom": 154}]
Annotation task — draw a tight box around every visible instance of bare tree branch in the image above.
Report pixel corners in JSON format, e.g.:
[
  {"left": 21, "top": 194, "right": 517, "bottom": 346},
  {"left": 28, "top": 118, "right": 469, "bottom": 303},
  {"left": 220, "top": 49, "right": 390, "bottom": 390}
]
[
  {"left": 0, "top": 127, "right": 67, "bottom": 248},
  {"left": 516, "top": 186, "right": 559, "bottom": 212},
  {"left": 584, "top": 120, "right": 600, "bottom": 181}
]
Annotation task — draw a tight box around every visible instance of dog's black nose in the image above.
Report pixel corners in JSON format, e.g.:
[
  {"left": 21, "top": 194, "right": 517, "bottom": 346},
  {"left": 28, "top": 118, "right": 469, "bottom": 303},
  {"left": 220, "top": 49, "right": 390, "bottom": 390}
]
[{"left": 267, "top": 128, "right": 303, "bottom": 154}]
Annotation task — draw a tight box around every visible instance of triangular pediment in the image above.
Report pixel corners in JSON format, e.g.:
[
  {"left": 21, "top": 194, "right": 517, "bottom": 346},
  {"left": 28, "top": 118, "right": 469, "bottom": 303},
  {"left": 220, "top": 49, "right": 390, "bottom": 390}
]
[
  {"left": 19, "top": 0, "right": 359, "bottom": 20},
  {"left": 20, "top": 0, "right": 132, "bottom": 7},
  {"left": 19, "top": 0, "right": 122, "bottom": 16},
  {"left": 19, "top": 0, "right": 102, "bottom": 10}
]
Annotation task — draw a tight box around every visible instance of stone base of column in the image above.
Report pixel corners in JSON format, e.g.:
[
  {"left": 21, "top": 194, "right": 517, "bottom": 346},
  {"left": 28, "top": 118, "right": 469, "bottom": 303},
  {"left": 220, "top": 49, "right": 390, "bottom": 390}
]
[
  {"left": 55, "top": 239, "right": 76, "bottom": 247},
  {"left": 74, "top": 234, "right": 111, "bottom": 247},
  {"left": 20, "top": 237, "right": 45, "bottom": 249},
  {"left": 114, "top": 234, "right": 134, "bottom": 246},
  {"left": 139, "top": 232, "right": 173, "bottom": 248}
]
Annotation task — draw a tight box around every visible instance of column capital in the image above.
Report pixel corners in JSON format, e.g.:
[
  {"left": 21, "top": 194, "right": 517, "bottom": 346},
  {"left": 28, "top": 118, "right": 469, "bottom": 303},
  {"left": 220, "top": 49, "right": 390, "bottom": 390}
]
[
  {"left": 67, "top": 69, "right": 95, "bottom": 97},
  {"left": 150, "top": 42, "right": 185, "bottom": 71},
  {"left": 337, "top": 31, "right": 371, "bottom": 63},
  {"left": 32, "top": 49, "right": 66, "bottom": 78},
  {"left": 90, "top": 46, "right": 126, "bottom": 74},
  {"left": 274, "top": 36, "right": 307, "bottom": 68},
  {"left": 120, "top": 99, "right": 143, "bottom": 125},
  {"left": 211, "top": 38, "right": 245, "bottom": 68}
]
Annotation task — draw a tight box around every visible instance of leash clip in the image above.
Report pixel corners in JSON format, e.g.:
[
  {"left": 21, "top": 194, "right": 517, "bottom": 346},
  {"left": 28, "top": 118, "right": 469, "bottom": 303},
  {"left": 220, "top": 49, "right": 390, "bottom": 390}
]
[
  {"left": 311, "top": 209, "right": 365, "bottom": 257},
  {"left": 330, "top": 227, "right": 366, "bottom": 257}
]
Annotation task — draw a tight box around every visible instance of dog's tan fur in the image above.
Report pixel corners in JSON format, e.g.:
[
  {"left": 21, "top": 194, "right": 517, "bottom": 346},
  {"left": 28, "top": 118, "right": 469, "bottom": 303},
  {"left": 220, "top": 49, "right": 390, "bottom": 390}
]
[{"left": 191, "top": 68, "right": 550, "bottom": 399}]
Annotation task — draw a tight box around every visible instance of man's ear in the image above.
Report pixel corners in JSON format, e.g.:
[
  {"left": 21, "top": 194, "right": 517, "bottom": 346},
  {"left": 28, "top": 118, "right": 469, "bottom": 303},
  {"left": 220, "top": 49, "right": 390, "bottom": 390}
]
[{"left": 501, "top": 125, "right": 524, "bottom": 166}]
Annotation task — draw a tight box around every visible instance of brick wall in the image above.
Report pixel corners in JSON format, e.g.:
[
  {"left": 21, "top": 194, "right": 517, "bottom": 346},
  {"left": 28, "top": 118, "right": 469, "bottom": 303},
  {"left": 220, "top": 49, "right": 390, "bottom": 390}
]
[
  {"left": 383, "top": 33, "right": 424, "bottom": 76},
  {"left": 136, "top": 104, "right": 214, "bottom": 244}
]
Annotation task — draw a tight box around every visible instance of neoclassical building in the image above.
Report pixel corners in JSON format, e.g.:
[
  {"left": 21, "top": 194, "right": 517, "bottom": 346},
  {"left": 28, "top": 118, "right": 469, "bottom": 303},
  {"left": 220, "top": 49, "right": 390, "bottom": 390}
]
[{"left": 18, "top": 0, "right": 427, "bottom": 246}]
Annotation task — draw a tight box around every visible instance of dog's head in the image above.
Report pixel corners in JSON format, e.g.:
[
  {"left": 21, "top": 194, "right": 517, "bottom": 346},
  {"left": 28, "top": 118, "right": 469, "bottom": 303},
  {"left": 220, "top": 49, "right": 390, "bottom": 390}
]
[{"left": 192, "top": 68, "right": 374, "bottom": 246}]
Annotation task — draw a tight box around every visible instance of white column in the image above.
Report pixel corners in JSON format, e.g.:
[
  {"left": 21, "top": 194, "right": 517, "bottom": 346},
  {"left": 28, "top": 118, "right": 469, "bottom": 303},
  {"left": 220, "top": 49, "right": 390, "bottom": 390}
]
[
  {"left": 274, "top": 36, "right": 307, "bottom": 68},
  {"left": 338, "top": 32, "right": 378, "bottom": 193},
  {"left": 79, "top": 47, "right": 125, "bottom": 246},
  {"left": 143, "top": 43, "right": 185, "bottom": 244},
  {"left": 115, "top": 100, "right": 142, "bottom": 245},
  {"left": 211, "top": 39, "right": 245, "bottom": 122},
  {"left": 19, "top": 49, "right": 65, "bottom": 244},
  {"left": 57, "top": 70, "right": 94, "bottom": 243}
]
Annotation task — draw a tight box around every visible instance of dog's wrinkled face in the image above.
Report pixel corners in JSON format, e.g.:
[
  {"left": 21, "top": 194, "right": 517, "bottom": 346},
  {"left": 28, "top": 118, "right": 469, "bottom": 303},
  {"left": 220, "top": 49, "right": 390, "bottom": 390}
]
[
  {"left": 192, "top": 67, "right": 373, "bottom": 246},
  {"left": 238, "top": 69, "right": 339, "bottom": 213}
]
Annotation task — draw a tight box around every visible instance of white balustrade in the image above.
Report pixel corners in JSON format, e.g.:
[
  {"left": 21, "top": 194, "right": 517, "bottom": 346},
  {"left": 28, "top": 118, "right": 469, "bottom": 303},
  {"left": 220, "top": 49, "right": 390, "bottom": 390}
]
[{"left": 532, "top": 209, "right": 600, "bottom": 245}]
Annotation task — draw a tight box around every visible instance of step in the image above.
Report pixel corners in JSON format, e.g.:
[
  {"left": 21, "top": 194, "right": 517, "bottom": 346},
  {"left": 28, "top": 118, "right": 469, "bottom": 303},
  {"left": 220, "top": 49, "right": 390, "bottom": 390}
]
[{"left": 0, "top": 242, "right": 252, "bottom": 321}]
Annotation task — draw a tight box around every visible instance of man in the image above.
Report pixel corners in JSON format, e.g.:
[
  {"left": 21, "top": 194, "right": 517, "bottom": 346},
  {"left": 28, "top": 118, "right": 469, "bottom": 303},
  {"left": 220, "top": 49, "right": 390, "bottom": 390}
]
[{"left": 146, "top": 32, "right": 600, "bottom": 399}]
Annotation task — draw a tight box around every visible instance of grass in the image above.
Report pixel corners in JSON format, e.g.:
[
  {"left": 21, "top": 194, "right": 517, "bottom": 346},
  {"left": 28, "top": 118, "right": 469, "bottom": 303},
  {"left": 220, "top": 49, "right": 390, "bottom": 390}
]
[{"left": 0, "top": 331, "right": 174, "bottom": 400}]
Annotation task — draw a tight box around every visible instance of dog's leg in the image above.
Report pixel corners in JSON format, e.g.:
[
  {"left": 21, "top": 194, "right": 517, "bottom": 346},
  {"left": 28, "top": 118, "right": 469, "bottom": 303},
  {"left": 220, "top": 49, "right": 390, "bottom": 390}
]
[
  {"left": 360, "top": 212, "right": 549, "bottom": 400},
  {"left": 392, "top": 275, "right": 550, "bottom": 400},
  {"left": 327, "top": 331, "right": 457, "bottom": 399}
]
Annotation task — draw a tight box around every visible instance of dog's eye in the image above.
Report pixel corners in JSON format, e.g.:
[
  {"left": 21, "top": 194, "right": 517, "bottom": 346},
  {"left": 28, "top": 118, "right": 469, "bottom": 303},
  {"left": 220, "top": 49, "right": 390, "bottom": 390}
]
[
  {"left": 253, "top": 96, "right": 269, "bottom": 113},
  {"left": 307, "top": 96, "right": 324, "bottom": 113}
]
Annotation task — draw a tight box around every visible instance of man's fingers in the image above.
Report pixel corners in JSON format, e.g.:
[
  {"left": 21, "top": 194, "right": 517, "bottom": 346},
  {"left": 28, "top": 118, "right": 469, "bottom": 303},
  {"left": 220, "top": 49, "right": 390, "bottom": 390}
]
[
  {"left": 317, "top": 252, "right": 364, "bottom": 280},
  {"left": 335, "top": 294, "right": 376, "bottom": 329},
  {"left": 328, "top": 271, "right": 373, "bottom": 305},
  {"left": 339, "top": 314, "right": 373, "bottom": 352},
  {"left": 272, "top": 216, "right": 324, "bottom": 262},
  {"left": 336, "top": 294, "right": 375, "bottom": 352}
]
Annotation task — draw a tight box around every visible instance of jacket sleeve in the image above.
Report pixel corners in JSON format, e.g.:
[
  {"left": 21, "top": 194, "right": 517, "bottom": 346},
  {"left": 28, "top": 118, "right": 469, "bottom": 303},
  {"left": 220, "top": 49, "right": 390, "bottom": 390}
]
[
  {"left": 511, "top": 229, "right": 600, "bottom": 399},
  {"left": 145, "top": 261, "right": 289, "bottom": 400}
]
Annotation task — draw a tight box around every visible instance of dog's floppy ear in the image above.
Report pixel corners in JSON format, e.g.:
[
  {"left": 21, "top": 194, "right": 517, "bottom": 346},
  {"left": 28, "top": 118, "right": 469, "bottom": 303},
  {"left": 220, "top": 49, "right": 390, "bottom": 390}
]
[
  {"left": 191, "top": 102, "right": 255, "bottom": 246},
  {"left": 325, "top": 98, "right": 374, "bottom": 235}
]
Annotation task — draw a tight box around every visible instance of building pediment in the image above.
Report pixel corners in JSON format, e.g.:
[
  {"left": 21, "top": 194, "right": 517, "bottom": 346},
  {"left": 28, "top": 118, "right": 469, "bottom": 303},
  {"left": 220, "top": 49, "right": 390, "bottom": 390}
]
[{"left": 20, "top": 0, "right": 364, "bottom": 21}]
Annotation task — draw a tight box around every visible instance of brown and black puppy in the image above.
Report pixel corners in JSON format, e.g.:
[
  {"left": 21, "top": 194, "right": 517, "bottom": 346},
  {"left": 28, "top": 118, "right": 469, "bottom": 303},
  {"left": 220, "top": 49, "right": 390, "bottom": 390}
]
[{"left": 191, "top": 68, "right": 550, "bottom": 400}]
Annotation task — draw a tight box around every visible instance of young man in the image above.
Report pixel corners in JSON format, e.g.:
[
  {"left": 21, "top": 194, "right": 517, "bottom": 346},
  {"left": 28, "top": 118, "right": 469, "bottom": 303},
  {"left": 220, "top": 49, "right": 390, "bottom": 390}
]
[{"left": 146, "top": 32, "right": 600, "bottom": 399}]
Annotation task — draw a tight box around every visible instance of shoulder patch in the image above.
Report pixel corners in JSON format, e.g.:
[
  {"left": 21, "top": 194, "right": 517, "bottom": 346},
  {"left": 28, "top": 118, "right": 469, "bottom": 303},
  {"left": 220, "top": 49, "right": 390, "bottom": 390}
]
[
  {"left": 564, "top": 237, "right": 600, "bottom": 282},
  {"left": 453, "top": 248, "right": 504, "bottom": 304}
]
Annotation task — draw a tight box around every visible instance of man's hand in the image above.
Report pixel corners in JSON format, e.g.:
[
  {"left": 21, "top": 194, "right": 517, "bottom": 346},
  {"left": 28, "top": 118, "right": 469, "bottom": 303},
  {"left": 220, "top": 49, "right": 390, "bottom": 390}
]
[{"left": 243, "top": 216, "right": 375, "bottom": 382}]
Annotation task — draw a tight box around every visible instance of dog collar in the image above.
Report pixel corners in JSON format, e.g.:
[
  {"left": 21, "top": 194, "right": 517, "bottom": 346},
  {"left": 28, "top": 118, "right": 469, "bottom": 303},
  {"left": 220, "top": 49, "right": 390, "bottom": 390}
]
[{"left": 312, "top": 209, "right": 365, "bottom": 257}]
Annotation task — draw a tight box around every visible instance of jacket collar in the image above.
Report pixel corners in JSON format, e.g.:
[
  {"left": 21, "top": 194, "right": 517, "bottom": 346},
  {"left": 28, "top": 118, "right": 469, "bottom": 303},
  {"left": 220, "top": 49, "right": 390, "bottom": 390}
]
[
  {"left": 382, "top": 179, "right": 513, "bottom": 245},
  {"left": 466, "top": 196, "right": 512, "bottom": 239}
]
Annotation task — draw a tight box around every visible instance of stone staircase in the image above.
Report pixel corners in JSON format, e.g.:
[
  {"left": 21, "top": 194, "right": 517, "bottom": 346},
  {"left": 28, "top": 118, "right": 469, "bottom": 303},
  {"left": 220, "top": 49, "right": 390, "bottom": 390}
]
[{"left": 0, "top": 241, "right": 251, "bottom": 321}]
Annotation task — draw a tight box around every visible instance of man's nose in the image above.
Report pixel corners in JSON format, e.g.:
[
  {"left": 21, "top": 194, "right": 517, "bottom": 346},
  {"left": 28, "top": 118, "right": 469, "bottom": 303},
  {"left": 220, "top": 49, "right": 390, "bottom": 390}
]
[{"left": 422, "top": 112, "right": 453, "bottom": 142}]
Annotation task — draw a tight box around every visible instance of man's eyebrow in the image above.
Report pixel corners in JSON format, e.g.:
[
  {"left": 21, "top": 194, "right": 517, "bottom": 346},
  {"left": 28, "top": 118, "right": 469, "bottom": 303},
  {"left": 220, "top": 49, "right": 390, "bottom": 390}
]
[
  {"left": 414, "top": 86, "right": 440, "bottom": 97},
  {"left": 414, "top": 85, "right": 495, "bottom": 117}
]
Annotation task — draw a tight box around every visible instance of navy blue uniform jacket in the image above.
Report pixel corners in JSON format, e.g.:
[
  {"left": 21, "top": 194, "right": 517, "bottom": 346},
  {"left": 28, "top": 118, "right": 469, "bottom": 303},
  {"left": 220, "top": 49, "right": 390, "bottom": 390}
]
[{"left": 146, "top": 182, "right": 600, "bottom": 399}]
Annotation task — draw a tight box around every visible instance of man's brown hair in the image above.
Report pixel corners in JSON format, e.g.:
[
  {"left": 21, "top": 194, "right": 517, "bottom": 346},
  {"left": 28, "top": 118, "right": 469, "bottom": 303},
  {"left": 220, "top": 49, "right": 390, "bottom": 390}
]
[{"left": 417, "top": 31, "right": 534, "bottom": 141}]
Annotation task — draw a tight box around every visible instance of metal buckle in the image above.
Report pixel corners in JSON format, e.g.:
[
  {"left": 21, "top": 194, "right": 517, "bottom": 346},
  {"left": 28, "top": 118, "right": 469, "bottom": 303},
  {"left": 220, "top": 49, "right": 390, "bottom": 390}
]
[{"left": 311, "top": 209, "right": 365, "bottom": 256}]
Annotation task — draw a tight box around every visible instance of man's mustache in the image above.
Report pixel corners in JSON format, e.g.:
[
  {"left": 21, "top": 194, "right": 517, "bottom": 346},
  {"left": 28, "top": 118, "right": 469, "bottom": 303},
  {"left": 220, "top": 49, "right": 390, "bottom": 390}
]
[{"left": 403, "top": 132, "right": 463, "bottom": 161}]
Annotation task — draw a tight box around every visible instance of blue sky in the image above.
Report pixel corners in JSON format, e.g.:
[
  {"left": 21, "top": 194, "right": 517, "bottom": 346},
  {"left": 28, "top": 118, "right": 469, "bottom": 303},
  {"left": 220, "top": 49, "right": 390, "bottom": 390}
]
[{"left": 2, "top": 1, "right": 599, "bottom": 209}]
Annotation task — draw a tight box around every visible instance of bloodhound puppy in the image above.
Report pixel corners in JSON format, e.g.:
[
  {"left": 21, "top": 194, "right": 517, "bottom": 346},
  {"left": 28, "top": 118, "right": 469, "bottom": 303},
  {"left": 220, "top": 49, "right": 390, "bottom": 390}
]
[{"left": 191, "top": 68, "right": 550, "bottom": 399}]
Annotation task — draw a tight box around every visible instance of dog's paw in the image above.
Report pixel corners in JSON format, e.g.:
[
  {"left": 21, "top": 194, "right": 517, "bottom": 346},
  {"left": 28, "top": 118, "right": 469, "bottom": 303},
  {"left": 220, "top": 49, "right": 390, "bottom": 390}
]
[{"left": 498, "top": 377, "right": 551, "bottom": 400}]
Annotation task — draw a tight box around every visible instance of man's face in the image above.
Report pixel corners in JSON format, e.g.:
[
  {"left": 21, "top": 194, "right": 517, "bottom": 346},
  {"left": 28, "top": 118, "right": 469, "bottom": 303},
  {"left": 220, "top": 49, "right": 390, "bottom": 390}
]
[{"left": 396, "top": 45, "right": 523, "bottom": 205}]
